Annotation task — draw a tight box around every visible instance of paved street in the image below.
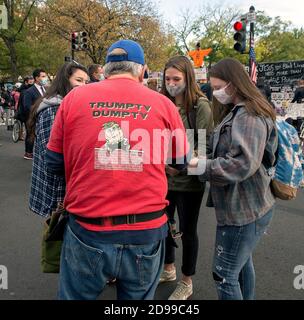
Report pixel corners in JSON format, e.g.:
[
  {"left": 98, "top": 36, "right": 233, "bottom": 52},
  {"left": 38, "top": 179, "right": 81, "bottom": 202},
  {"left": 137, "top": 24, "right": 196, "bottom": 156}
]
[{"left": 0, "top": 124, "right": 303, "bottom": 300}]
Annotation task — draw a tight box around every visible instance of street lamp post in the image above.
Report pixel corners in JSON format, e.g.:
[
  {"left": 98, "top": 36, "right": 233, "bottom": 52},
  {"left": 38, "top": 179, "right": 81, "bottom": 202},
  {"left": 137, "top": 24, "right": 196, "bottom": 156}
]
[{"left": 248, "top": 6, "right": 256, "bottom": 78}]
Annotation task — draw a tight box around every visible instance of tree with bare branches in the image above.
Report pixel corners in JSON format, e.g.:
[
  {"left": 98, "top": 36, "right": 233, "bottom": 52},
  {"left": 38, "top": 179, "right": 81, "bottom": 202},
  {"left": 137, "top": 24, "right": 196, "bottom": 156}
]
[{"left": 170, "top": 4, "right": 241, "bottom": 63}]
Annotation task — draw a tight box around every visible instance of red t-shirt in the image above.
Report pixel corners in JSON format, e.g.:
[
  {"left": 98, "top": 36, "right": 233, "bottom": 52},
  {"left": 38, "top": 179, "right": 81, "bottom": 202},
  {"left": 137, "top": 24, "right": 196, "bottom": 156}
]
[{"left": 47, "top": 77, "right": 189, "bottom": 231}]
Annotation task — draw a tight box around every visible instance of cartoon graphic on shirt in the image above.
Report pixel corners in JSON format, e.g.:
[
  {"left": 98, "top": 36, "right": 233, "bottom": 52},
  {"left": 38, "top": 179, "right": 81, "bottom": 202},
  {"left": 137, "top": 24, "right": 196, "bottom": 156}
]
[
  {"left": 102, "top": 122, "right": 130, "bottom": 154},
  {"left": 95, "top": 121, "right": 144, "bottom": 172}
]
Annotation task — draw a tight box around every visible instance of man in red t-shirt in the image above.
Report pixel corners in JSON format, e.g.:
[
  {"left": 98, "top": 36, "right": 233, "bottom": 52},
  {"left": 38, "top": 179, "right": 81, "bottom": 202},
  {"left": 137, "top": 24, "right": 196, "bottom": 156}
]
[{"left": 46, "top": 39, "right": 189, "bottom": 300}]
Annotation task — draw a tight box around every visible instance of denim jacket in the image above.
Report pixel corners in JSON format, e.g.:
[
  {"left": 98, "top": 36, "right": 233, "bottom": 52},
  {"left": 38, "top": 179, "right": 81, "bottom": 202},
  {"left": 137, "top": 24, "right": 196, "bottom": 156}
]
[{"left": 203, "top": 104, "right": 278, "bottom": 226}]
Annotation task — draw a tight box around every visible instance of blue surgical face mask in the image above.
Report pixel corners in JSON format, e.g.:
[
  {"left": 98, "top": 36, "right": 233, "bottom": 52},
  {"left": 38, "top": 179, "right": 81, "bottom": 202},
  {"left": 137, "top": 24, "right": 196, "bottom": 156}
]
[{"left": 39, "top": 78, "right": 48, "bottom": 86}]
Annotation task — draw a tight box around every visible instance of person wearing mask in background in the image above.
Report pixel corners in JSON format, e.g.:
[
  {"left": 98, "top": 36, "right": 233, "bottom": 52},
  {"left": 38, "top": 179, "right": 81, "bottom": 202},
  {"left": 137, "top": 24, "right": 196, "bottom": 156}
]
[
  {"left": 19, "top": 76, "right": 34, "bottom": 93},
  {"left": 188, "top": 58, "right": 278, "bottom": 300},
  {"left": 159, "top": 55, "right": 213, "bottom": 300},
  {"left": 88, "top": 64, "right": 104, "bottom": 83},
  {"left": 28, "top": 62, "right": 88, "bottom": 218},
  {"left": 22, "top": 69, "right": 48, "bottom": 160}
]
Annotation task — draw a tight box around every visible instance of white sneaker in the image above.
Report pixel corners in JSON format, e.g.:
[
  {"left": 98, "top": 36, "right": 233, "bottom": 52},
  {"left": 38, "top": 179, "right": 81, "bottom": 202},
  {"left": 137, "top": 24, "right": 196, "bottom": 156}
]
[
  {"left": 159, "top": 268, "right": 176, "bottom": 283},
  {"left": 168, "top": 280, "right": 193, "bottom": 300}
]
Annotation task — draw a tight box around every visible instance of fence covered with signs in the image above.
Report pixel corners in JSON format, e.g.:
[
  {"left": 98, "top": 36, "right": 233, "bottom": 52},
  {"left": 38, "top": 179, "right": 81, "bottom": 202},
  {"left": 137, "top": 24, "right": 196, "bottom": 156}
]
[
  {"left": 284, "top": 103, "right": 304, "bottom": 119},
  {"left": 194, "top": 67, "right": 207, "bottom": 83},
  {"left": 257, "top": 60, "right": 304, "bottom": 109},
  {"left": 145, "top": 67, "right": 208, "bottom": 91}
]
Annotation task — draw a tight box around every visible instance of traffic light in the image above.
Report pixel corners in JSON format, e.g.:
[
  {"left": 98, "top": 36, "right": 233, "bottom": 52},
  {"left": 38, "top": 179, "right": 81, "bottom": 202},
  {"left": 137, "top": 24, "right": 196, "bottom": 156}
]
[
  {"left": 79, "top": 31, "right": 88, "bottom": 50},
  {"left": 71, "top": 31, "right": 88, "bottom": 51},
  {"left": 71, "top": 32, "right": 80, "bottom": 50},
  {"left": 233, "top": 18, "right": 247, "bottom": 53}
]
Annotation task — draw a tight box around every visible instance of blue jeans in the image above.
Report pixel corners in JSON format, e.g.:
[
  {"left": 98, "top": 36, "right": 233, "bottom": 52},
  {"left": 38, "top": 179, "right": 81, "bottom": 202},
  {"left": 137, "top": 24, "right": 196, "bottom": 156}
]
[
  {"left": 58, "top": 225, "right": 165, "bottom": 300},
  {"left": 212, "top": 208, "right": 274, "bottom": 300}
]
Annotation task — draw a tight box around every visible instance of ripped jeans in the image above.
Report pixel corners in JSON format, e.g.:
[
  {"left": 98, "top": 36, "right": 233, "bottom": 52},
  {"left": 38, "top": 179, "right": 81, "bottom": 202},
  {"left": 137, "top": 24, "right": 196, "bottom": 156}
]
[{"left": 212, "top": 208, "right": 274, "bottom": 300}]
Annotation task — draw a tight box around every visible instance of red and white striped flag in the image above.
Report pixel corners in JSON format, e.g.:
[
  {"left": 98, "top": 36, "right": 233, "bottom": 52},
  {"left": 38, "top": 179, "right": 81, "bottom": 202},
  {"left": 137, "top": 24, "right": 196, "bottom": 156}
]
[{"left": 249, "top": 46, "right": 257, "bottom": 84}]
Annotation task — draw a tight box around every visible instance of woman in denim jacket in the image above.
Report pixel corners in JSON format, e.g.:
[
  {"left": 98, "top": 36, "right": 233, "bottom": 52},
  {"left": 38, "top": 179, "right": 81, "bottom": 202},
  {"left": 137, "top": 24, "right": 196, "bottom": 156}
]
[{"left": 189, "top": 58, "right": 278, "bottom": 300}]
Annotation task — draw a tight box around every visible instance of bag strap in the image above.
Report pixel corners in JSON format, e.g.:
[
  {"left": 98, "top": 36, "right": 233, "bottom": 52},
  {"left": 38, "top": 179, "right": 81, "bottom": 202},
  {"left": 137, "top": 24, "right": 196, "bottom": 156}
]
[
  {"left": 261, "top": 118, "right": 278, "bottom": 173},
  {"left": 186, "top": 97, "right": 211, "bottom": 148}
]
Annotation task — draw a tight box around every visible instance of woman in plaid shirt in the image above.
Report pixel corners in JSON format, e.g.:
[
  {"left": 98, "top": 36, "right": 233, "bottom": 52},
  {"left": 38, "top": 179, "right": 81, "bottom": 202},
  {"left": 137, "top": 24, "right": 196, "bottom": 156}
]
[
  {"left": 190, "top": 58, "right": 278, "bottom": 300},
  {"left": 28, "top": 62, "right": 88, "bottom": 217}
]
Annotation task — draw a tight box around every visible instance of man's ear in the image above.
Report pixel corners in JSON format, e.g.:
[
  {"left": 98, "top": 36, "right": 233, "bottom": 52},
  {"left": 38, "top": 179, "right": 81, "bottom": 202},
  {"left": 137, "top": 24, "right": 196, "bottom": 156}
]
[{"left": 139, "top": 64, "right": 148, "bottom": 83}]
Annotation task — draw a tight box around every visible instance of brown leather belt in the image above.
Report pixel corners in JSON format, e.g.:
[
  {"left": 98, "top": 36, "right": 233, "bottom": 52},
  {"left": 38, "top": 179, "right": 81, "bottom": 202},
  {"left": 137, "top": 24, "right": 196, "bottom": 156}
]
[{"left": 69, "top": 209, "right": 165, "bottom": 226}]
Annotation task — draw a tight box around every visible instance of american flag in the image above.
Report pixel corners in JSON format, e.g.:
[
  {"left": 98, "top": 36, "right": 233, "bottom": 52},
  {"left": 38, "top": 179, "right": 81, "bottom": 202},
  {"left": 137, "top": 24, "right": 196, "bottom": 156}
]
[{"left": 249, "top": 46, "right": 257, "bottom": 84}]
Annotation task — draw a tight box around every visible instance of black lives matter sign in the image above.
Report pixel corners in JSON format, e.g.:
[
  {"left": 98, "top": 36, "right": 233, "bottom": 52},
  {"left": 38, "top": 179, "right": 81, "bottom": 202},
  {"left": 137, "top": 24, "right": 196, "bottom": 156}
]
[{"left": 258, "top": 60, "right": 304, "bottom": 86}]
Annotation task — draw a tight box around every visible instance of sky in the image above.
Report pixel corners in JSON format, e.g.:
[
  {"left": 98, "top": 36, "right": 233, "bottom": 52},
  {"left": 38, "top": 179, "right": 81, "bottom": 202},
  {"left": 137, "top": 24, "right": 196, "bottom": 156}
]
[{"left": 157, "top": 0, "right": 304, "bottom": 28}]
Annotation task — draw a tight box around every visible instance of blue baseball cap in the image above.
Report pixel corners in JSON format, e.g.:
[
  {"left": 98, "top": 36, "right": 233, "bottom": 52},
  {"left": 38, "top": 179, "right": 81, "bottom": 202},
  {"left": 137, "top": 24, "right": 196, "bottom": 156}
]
[{"left": 106, "top": 40, "right": 145, "bottom": 65}]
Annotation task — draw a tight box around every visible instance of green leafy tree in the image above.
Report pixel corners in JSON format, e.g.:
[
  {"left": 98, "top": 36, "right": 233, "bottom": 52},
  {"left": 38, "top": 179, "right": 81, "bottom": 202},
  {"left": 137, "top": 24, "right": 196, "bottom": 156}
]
[
  {"left": 37, "top": 0, "right": 174, "bottom": 69},
  {"left": 0, "top": 0, "right": 38, "bottom": 80},
  {"left": 254, "top": 12, "right": 304, "bottom": 62}
]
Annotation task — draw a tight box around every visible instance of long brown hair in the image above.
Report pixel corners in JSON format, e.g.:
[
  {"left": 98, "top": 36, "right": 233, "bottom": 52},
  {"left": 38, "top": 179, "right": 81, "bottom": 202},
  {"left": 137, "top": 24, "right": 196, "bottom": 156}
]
[
  {"left": 209, "top": 57, "right": 276, "bottom": 122},
  {"left": 27, "top": 62, "right": 88, "bottom": 141},
  {"left": 161, "top": 56, "right": 206, "bottom": 113},
  {"left": 212, "top": 99, "right": 230, "bottom": 126}
]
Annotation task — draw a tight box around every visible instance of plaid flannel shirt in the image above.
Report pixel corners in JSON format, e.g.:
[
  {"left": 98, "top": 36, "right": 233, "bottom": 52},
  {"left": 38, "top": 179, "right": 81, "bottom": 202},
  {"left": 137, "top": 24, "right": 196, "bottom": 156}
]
[
  {"left": 204, "top": 105, "right": 278, "bottom": 226},
  {"left": 29, "top": 104, "right": 65, "bottom": 217}
]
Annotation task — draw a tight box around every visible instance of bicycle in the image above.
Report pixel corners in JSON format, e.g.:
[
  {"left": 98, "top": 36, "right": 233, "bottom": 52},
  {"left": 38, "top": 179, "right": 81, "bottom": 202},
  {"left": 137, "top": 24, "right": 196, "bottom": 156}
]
[
  {"left": 12, "top": 118, "right": 26, "bottom": 143},
  {"left": 5, "top": 108, "right": 26, "bottom": 143}
]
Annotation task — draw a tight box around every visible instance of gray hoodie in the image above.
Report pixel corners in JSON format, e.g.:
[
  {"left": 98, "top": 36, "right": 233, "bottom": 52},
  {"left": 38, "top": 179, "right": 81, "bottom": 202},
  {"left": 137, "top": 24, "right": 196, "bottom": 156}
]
[{"left": 37, "top": 95, "right": 63, "bottom": 115}]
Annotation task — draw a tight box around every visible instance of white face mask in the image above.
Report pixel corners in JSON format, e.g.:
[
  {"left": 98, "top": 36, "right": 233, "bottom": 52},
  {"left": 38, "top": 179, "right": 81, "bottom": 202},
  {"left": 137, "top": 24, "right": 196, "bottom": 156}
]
[
  {"left": 213, "top": 83, "right": 233, "bottom": 105},
  {"left": 166, "top": 83, "right": 186, "bottom": 97}
]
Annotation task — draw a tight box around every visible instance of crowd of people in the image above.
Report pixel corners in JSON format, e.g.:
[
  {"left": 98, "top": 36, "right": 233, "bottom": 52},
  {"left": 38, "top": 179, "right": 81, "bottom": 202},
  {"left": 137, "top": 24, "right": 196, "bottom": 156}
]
[{"left": 1, "top": 38, "right": 304, "bottom": 301}]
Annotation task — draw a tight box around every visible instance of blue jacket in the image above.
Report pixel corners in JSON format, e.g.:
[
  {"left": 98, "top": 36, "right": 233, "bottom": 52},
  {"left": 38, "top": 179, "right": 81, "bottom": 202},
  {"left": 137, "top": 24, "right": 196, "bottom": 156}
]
[{"left": 22, "top": 84, "right": 43, "bottom": 116}]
